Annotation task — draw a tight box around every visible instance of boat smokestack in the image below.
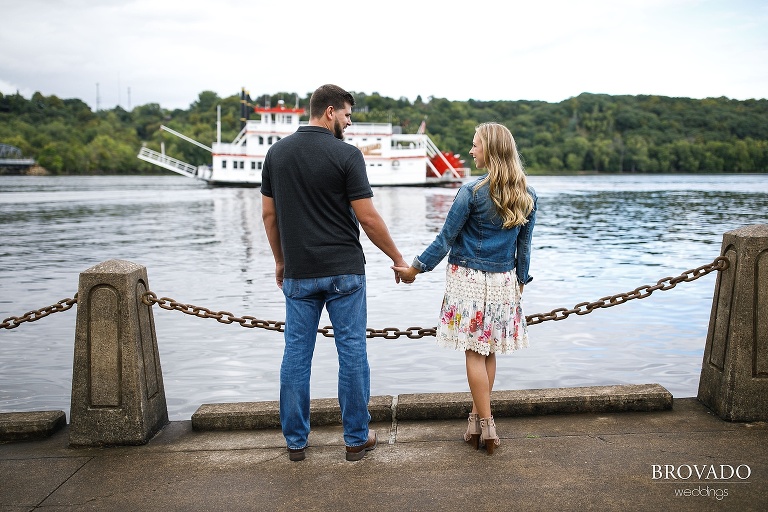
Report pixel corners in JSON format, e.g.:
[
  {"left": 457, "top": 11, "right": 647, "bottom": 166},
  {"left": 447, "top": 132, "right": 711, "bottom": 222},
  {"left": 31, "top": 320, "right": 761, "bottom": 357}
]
[{"left": 240, "top": 88, "right": 246, "bottom": 131}]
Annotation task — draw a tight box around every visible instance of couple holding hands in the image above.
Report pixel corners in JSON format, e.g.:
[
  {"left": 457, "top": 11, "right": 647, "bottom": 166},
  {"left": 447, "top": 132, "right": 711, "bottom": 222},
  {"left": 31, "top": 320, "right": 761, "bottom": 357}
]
[{"left": 261, "top": 84, "right": 536, "bottom": 462}]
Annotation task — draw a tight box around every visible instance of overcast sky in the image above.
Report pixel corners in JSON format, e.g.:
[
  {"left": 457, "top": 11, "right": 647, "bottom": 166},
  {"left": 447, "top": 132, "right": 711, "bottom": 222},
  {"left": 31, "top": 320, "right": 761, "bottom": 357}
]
[{"left": 1, "top": 0, "right": 766, "bottom": 111}]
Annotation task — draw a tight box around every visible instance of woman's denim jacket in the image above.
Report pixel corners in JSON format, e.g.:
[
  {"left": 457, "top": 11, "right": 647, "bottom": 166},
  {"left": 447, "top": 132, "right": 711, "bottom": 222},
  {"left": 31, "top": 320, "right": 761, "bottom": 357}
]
[{"left": 412, "top": 176, "right": 537, "bottom": 285}]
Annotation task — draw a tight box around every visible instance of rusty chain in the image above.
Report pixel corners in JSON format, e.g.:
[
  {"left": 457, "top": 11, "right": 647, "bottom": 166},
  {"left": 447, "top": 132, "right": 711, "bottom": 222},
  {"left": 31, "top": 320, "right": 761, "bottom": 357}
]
[
  {"left": 1, "top": 295, "right": 78, "bottom": 330},
  {"left": 2, "top": 256, "right": 729, "bottom": 336},
  {"left": 140, "top": 292, "right": 438, "bottom": 339},
  {"left": 141, "top": 292, "right": 286, "bottom": 332},
  {"left": 525, "top": 256, "right": 730, "bottom": 325}
]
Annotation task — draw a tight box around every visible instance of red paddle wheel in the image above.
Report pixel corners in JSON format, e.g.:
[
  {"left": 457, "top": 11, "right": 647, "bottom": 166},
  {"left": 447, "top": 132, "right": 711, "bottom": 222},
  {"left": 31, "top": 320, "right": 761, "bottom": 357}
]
[{"left": 428, "top": 151, "right": 465, "bottom": 177}]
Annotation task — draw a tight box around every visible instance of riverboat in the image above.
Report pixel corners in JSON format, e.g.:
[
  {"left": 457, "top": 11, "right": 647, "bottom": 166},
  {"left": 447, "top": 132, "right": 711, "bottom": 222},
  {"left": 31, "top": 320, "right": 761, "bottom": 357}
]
[{"left": 137, "top": 91, "right": 470, "bottom": 187}]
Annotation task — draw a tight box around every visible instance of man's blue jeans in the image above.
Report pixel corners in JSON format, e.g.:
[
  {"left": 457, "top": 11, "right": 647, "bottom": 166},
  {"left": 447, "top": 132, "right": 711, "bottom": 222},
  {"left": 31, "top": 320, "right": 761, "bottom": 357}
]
[{"left": 280, "top": 274, "right": 371, "bottom": 450}]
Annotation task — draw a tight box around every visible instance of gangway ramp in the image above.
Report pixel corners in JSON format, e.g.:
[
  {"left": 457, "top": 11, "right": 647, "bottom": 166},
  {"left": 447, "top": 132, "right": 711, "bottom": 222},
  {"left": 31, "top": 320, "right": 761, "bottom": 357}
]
[{"left": 137, "top": 147, "right": 203, "bottom": 180}]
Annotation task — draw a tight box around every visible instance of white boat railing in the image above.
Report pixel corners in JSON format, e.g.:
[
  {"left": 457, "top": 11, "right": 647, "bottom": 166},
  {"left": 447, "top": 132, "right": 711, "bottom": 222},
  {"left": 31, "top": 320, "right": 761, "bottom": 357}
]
[
  {"left": 423, "top": 135, "right": 468, "bottom": 179},
  {"left": 230, "top": 126, "right": 248, "bottom": 147},
  {"left": 346, "top": 123, "right": 392, "bottom": 136},
  {"left": 137, "top": 147, "right": 200, "bottom": 179}
]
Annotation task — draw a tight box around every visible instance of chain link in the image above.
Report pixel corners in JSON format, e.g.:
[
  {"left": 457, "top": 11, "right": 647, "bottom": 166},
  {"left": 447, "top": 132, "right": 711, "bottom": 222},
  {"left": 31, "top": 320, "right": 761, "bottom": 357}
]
[
  {"left": 2, "top": 256, "right": 729, "bottom": 337},
  {"left": 141, "top": 292, "right": 286, "bottom": 332},
  {"left": 140, "top": 292, "right": 441, "bottom": 339},
  {"left": 525, "top": 256, "right": 729, "bottom": 325},
  {"left": 1, "top": 295, "right": 78, "bottom": 330}
]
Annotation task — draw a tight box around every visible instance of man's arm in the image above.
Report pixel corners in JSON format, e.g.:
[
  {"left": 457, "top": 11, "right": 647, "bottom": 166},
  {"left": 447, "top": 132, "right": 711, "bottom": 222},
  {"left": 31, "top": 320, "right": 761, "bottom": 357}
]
[
  {"left": 351, "top": 197, "right": 409, "bottom": 282},
  {"left": 261, "top": 195, "right": 285, "bottom": 288}
]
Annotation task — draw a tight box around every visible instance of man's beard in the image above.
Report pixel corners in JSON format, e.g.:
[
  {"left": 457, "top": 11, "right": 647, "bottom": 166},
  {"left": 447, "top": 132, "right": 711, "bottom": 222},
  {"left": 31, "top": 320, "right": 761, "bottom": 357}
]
[{"left": 333, "top": 118, "right": 345, "bottom": 140}]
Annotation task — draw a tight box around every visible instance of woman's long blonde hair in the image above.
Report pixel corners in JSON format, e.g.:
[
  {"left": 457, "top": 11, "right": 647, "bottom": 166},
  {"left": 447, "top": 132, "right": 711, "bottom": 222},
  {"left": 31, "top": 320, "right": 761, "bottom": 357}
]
[{"left": 473, "top": 122, "right": 534, "bottom": 228}]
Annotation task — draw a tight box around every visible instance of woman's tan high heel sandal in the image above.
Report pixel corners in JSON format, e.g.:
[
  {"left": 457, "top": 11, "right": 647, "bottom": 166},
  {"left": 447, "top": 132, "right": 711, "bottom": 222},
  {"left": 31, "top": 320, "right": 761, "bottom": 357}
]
[
  {"left": 464, "top": 413, "right": 481, "bottom": 449},
  {"left": 480, "top": 416, "right": 500, "bottom": 455}
]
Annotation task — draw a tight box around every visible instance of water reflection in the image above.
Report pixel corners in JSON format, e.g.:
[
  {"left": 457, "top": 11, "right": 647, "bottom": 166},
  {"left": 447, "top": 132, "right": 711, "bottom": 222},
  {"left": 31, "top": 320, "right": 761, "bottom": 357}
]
[{"left": 1, "top": 174, "right": 766, "bottom": 420}]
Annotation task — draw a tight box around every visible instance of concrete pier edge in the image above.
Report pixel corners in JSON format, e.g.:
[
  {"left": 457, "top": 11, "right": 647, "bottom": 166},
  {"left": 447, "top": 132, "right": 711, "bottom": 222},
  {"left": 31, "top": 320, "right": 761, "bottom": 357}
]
[
  {"left": 191, "top": 383, "right": 672, "bottom": 431},
  {"left": 1, "top": 383, "right": 672, "bottom": 441},
  {"left": 0, "top": 410, "right": 66, "bottom": 442}
]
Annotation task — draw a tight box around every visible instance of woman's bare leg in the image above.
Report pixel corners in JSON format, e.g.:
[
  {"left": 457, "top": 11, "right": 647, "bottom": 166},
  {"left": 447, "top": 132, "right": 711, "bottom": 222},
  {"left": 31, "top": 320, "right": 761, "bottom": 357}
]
[
  {"left": 465, "top": 350, "right": 492, "bottom": 418},
  {"left": 486, "top": 352, "right": 496, "bottom": 395}
]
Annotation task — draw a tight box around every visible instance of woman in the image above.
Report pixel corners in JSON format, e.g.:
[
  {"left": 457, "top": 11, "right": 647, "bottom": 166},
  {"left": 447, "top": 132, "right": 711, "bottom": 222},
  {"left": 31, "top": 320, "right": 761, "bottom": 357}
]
[{"left": 394, "top": 122, "right": 536, "bottom": 455}]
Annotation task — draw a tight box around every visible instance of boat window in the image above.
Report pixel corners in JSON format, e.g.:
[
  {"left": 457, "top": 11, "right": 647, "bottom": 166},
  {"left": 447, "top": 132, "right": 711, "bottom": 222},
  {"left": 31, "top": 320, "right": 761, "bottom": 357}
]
[
  {"left": 259, "top": 136, "right": 264, "bottom": 145},
  {"left": 251, "top": 162, "right": 256, "bottom": 170},
  {"left": 240, "top": 161, "right": 245, "bottom": 169},
  {"left": 258, "top": 161, "right": 263, "bottom": 170},
  {"left": 222, "top": 160, "right": 227, "bottom": 169}
]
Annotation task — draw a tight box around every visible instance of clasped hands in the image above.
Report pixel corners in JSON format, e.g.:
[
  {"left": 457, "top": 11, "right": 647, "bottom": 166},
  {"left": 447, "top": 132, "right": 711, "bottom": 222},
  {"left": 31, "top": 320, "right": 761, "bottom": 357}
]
[{"left": 391, "top": 264, "right": 419, "bottom": 284}]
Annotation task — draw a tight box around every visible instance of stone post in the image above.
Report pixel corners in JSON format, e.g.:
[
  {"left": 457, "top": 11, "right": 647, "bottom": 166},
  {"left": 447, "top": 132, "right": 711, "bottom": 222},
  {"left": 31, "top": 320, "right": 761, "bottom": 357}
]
[
  {"left": 698, "top": 225, "right": 768, "bottom": 421},
  {"left": 69, "top": 260, "right": 168, "bottom": 446}
]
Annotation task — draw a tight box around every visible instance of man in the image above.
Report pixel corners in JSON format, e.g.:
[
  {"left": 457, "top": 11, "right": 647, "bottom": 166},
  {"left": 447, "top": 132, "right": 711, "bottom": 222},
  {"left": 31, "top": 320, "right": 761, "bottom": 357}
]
[{"left": 261, "top": 84, "right": 409, "bottom": 462}]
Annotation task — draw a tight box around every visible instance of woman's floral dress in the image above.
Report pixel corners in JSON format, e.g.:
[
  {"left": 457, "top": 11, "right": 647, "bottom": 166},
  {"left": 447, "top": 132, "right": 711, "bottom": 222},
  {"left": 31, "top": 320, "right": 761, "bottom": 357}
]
[{"left": 436, "top": 264, "right": 529, "bottom": 355}]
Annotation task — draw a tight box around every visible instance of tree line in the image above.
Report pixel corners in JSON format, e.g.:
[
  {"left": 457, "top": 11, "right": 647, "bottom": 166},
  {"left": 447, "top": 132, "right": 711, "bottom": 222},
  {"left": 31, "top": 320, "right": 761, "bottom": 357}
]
[{"left": 1, "top": 89, "right": 766, "bottom": 174}]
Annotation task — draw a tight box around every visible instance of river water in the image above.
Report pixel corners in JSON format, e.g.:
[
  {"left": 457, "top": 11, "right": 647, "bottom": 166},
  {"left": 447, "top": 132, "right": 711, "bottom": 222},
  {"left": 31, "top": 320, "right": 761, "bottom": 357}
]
[{"left": 1, "top": 174, "right": 766, "bottom": 420}]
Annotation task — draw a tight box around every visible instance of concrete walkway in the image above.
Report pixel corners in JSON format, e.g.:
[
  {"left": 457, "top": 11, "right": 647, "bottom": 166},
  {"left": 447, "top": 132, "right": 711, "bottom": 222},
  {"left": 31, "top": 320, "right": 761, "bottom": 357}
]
[{"left": 1, "top": 397, "right": 766, "bottom": 511}]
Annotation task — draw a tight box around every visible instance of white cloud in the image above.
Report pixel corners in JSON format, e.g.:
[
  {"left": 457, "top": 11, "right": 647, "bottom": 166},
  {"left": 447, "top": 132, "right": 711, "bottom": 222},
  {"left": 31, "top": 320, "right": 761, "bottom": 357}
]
[{"left": 1, "top": 0, "right": 765, "bottom": 109}]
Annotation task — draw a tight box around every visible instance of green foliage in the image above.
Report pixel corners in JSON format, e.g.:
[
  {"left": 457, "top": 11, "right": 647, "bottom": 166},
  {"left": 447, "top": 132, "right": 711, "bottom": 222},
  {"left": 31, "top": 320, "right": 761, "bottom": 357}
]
[{"left": 0, "top": 89, "right": 766, "bottom": 174}]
